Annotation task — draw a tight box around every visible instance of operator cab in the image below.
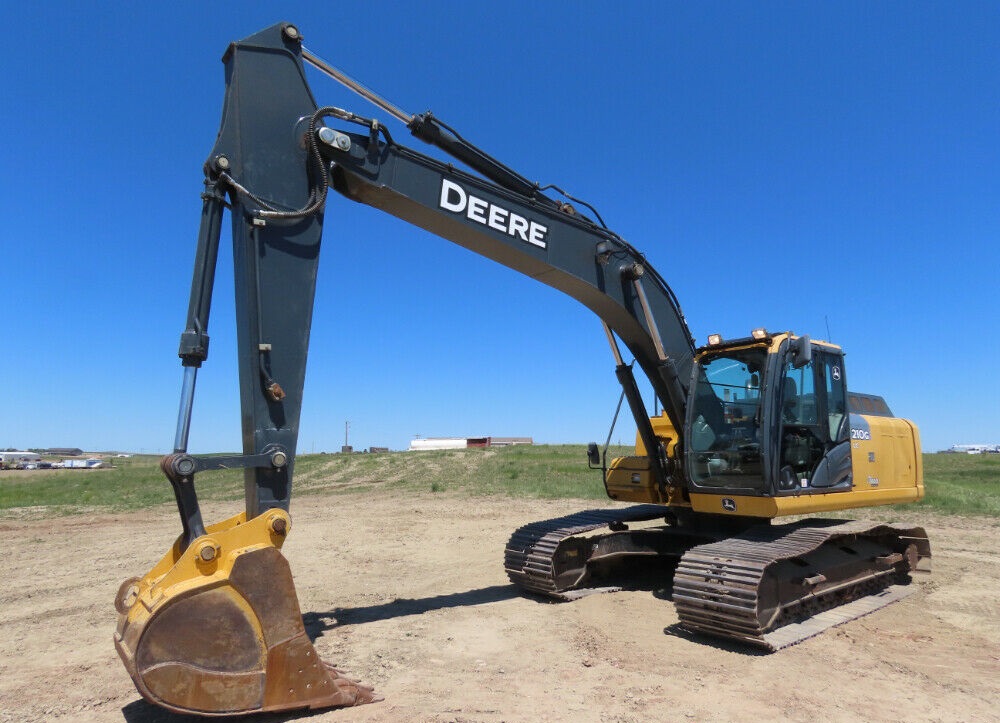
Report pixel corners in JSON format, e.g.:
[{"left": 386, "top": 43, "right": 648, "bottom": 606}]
[{"left": 685, "top": 331, "right": 852, "bottom": 498}]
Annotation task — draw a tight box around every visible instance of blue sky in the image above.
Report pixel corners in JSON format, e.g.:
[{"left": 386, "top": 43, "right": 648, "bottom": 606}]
[{"left": 2, "top": 2, "right": 997, "bottom": 454}]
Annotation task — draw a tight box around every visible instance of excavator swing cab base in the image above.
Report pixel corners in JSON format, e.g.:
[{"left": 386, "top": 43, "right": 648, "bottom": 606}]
[{"left": 114, "top": 510, "right": 377, "bottom": 716}]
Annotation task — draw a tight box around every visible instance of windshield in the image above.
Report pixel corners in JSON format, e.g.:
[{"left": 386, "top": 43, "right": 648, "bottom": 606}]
[{"left": 687, "top": 348, "right": 767, "bottom": 489}]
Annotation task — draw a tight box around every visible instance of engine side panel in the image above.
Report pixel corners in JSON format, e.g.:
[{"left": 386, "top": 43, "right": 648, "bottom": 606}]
[{"left": 848, "top": 414, "right": 924, "bottom": 495}]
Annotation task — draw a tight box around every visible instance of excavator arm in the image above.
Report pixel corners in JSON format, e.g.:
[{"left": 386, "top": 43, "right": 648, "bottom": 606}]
[{"left": 116, "top": 22, "right": 697, "bottom": 716}]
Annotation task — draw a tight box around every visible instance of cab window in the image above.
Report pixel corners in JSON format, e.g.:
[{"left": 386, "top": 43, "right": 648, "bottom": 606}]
[
  {"left": 821, "top": 354, "right": 848, "bottom": 441},
  {"left": 781, "top": 359, "right": 817, "bottom": 426},
  {"left": 687, "top": 349, "right": 766, "bottom": 489}
]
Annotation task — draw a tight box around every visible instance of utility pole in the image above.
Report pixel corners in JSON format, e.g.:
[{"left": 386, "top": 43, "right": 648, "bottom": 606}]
[{"left": 342, "top": 420, "right": 352, "bottom": 454}]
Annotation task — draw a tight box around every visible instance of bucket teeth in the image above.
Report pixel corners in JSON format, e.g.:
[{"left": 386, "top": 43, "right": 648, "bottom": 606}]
[{"left": 115, "top": 513, "right": 379, "bottom": 716}]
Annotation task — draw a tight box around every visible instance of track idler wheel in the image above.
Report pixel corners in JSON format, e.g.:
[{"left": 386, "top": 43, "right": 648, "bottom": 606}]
[{"left": 114, "top": 510, "right": 378, "bottom": 716}]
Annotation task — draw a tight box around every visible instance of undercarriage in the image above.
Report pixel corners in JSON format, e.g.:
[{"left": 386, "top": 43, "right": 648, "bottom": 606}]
[{"left": 504, "top": 505, "right": 931, "bottom": 649}]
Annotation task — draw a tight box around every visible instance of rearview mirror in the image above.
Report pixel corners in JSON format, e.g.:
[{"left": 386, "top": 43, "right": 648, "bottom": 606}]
[
  {"left": 791, "top": 335, "right": 812, "bottom": 369},
  {"left": 587, "top": 442, "right": 601, "bottom": 468}
]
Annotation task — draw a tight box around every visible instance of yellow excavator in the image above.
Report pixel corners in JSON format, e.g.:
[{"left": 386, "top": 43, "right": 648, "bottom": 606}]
[{"left": 115, "top": 22, "right": 930, "bottom": 717}]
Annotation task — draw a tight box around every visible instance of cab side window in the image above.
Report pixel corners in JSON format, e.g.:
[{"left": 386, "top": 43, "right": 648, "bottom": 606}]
[
  {"left": 821, "top": 354, "right": 848, "bottom": 442},
  {"left": 782, "top": 359, "right": 817, "bottom": 425}
]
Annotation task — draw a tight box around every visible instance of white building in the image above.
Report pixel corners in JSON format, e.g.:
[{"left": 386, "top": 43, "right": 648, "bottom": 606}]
[
  {"left": 409, "top": 438, "right": 469, "bottom": 451},
  {"left": 949, "top": 444, "right": 999, "bottom": 454},
  {"left": 408, "top": 437, "right": 533, "bottom": 451},
  {"left": 0, "top": 451, "right": 41, "bottom": 466}
]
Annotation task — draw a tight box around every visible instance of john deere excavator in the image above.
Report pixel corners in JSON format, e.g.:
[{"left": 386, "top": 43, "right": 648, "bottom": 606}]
[{"left": 115, "top": 22, "right": 930, "bottom": 717}]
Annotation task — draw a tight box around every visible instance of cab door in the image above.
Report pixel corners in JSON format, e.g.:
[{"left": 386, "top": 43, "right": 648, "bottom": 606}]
[{"left": 775, "top": 346, "right": 852, "bottom": 492}]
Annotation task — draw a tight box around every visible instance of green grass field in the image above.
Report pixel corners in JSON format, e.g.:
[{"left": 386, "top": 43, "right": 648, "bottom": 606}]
[
  {"left": 1, "top": 447, "right": 997, "bottom": 519},
  {"left": 907, "top": 452, "right": 1000, "bottom": 517}
]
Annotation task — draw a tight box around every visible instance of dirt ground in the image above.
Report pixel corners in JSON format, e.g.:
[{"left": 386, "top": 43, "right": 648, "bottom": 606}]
[{"left": 0, "top": 492, "right": 997, "bottom": 723}]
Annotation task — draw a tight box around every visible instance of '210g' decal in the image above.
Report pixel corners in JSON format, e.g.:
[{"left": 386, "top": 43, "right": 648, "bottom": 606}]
[{"left": 850, "top": 428, "right": 872, "bottom": 441}]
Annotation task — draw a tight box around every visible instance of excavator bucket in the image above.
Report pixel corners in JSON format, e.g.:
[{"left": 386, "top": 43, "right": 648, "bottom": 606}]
[{"left": 114, "top": 509, "right": 377, "bottom": 716}]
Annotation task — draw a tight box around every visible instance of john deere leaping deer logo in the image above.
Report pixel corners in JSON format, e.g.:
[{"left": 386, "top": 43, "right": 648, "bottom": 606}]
[{"left": 722, "top": 498, "right": 737, "bottom": 512}]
